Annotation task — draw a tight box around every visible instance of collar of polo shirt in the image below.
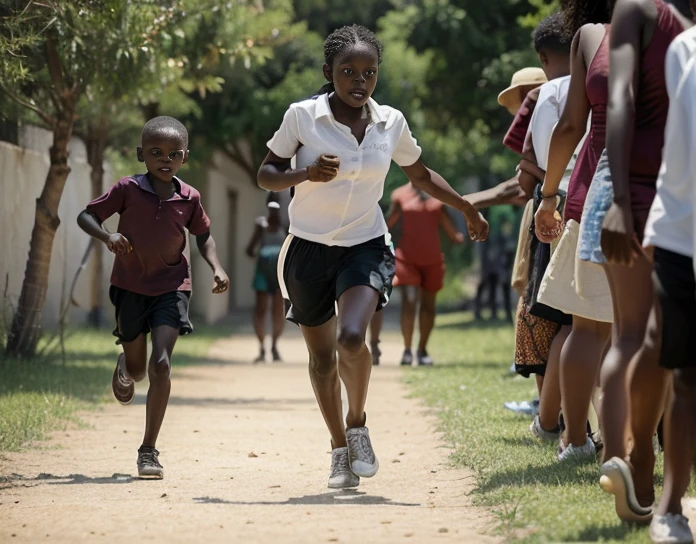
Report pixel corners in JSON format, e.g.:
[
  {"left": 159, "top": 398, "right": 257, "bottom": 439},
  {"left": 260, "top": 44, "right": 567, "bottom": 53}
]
[{"left": 314, "top": 93, "right": 391, "bottom": 127}]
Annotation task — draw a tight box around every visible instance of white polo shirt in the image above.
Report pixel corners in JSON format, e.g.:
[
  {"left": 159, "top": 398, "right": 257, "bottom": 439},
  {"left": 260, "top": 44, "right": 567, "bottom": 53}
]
[
  {"left": 643, "top": 26, "right": 696, "bottom": 268},
  {"left": 528, "top": 75, "right": 585, "bottom": 192},
  {"left": 267, "top": 93, "right": 422, "bottom": 246}
]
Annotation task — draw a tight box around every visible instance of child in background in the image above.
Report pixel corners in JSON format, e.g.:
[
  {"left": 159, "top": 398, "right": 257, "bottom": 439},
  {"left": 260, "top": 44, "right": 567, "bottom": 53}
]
[{"left": 246, "top": 194, "right": 287, "bottom": 363}]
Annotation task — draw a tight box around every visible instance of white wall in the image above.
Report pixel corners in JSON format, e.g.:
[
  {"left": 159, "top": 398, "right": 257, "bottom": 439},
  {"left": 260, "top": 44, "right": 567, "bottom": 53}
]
[
  {"left": 0, "top": 126, "right": 111, "bottom": 329},
  {"left": 190, "top": 150, "right": 269, "bottom": 324}
]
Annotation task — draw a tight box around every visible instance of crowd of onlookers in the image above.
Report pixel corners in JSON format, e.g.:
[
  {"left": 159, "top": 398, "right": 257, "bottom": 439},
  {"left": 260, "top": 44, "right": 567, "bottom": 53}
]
[{"left": 464, "top": 2, "right": 696, "bottom": 542}]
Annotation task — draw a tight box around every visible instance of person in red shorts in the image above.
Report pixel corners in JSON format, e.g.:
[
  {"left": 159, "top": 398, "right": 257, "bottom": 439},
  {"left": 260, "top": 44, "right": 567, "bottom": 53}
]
[{"left": 371, "top": 182, "right": 464, "bottom": 367}]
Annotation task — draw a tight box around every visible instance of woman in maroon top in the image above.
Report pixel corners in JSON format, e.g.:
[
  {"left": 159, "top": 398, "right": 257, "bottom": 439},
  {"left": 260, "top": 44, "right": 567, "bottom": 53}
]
[
  {"left": 598, "top": 0, "right": 691, "bottom": 524},
  {"left": 534, "top": 2, "right": 614, "bottom": 461}
]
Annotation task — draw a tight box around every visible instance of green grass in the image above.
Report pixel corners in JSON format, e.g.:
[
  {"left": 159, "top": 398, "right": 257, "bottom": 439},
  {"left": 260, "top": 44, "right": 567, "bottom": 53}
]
[
  {"left": 402, "top": 311, "right": 672, "bottom": 543},
  {"left": 0, "top": 324, "right": 230, "bottom": 453}
]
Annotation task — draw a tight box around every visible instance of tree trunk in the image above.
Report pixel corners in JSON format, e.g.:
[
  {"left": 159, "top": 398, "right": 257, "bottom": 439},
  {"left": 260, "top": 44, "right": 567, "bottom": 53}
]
[
  {"left": 85, "top": 128, "right": 107, "bottom": 328},
  {"left": 6, "top": 107, "right": 75, "bottom": 357}
]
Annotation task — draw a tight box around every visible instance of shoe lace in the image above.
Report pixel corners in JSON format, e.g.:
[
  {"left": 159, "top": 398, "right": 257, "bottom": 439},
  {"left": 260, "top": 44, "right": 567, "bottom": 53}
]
[
  {"left": 331, "top": 449, "right": 350, "bottom": 476},
  {"left": 139, "top": 447, "right": 161, "bottom": 467}
]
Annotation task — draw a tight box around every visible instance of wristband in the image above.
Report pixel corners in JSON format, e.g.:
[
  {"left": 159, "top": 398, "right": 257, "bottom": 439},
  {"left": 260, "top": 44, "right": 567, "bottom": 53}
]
[{"left": 541, "top": 192, "right": 559, "bottom": 200}]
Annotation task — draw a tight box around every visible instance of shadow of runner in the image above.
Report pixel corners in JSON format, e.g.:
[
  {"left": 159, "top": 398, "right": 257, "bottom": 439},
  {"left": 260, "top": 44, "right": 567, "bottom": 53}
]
[
  {"left": 2, "top": 473, "right": 135, "bottom": 486},
  {"left": 193, "top": 490, "right": 420, "bottom": 507}
]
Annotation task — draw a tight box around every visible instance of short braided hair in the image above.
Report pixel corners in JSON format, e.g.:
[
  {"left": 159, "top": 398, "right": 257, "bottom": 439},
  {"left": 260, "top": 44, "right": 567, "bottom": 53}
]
[
  {"left": 316, "top": 24, "right": 383, "bottom": 95},
  {"left": 534, "top": 12, "right": 573, "bottom": 54},
  {"left": 141, "top": 116, "right": 188, "bottom": 147}
]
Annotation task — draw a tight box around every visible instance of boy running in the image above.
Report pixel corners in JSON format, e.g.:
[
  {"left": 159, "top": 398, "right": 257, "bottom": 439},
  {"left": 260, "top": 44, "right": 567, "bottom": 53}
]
[{"left": 77, "top": 116, "right": 229, "bottom": 479}]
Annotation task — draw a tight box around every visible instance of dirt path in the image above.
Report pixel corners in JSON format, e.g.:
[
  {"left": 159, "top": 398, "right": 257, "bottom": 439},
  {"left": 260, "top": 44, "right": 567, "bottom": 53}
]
[{"left": 0, "top": 326, "right": 498, "bottom": 544}]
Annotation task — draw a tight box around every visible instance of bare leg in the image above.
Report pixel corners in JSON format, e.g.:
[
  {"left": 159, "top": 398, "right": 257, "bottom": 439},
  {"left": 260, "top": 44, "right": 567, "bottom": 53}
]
[
  {"left": 369, "top": 310, "right": 383, "bottom": 365},
  {"left": 142, "top": 325, "right": 178, "bottom": 448},
  {"left": 271, "top": 291, "right": 285, "bottom": 360},
  {"left": 122, "top": 333, "right": 148, "bottom": 382},
  {"left": 369, "top": 311, "right": 383, "bottom": 346},
  {"left": 600, "top": 256, "right": 654, "bottom": 461},
  {"left": 400, "top": 286, "right": 418, "bottom": 351},
  {"left": 561, "top": 316, "right": 611, "bottom": 447},
  {"left": 656, "top": 368, "right": 696, "bottom": 516},
  {"left": 336, "top": 285, "right": 379, "bottom": 429},
  {"left": 628, "top": 299, "right": 669, "bottom": 507},
  {"left": 539, "top": 325, "right": 570, "bottom": 432},
  {"left": 417, "top": 289, "right": 437, "bottom": 353},
  {"left": 253, "top": 291, "right": 269, "bottom": 360},
  {"left": 301, "top": 317, "right": 344, "bottom": 447}
]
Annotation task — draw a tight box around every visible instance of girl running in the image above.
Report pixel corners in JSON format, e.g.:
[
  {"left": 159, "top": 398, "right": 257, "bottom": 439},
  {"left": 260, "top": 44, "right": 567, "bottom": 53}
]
[
  {"left": 257, "top": 25, "right": 488, "bottom": 488},
  {"left": 246, "top": 194, "right": 288, "bottom": 363}
]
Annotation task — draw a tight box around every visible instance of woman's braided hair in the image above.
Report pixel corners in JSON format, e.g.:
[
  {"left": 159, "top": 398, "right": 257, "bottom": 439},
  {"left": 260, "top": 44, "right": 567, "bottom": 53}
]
[
  {"left": 316, "top": 24, "right": 383, "bottom": 96},
  {"left": 561, "top": 0, "right": 612, "bottom": 36}
]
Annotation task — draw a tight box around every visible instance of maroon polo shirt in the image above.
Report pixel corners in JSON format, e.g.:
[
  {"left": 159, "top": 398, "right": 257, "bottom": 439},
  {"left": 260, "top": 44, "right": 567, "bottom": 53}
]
[
  {"left": 502, "top": 89, "right": 540, "bottom": 155},
  {"left": 86, "top": 174, "right": 211, "bottom": 296}
]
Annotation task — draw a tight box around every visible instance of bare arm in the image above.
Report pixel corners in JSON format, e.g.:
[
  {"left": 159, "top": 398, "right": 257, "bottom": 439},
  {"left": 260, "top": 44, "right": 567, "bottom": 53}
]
[
  {"left": 519, "top": 131, "right": 544, "bottom": 196},
  {"left": 400, "top": 159, "right": 489, "bottom": 241},
  {"left": 77, "top": 210, "right": 131, "bottom": 254},
  {"left": 257, "top": 151, "right": 310, "bottom": 192},
  {"left": 385, "top": 200, "right": 402, "bottom": 229},
  {"left": 607, "top": 0, "right": 645, "bottom": 206},
  {"left": 540, "top": 29, "right": 593, "bottom": 198},
  {"left": 439, "top": 209, "right": 464, "bottom": 243},
  {"left": 467, "top": 176, "right": 528, "bottom": 209},
  {"left": 77, "top": 210, "right": 111, "bottom": 245},
  {"left": 245, "top": 224, "right": 262, "bottom": 258},
  {"left": 196, "top": 231, "right": 229, "bottom": 293}
]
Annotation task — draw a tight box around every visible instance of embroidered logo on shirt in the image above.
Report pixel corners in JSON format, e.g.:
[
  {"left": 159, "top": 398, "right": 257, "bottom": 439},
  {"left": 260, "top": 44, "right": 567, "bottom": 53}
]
[{"left": 364, "top": 142, "right": 388, "bottom": 152}]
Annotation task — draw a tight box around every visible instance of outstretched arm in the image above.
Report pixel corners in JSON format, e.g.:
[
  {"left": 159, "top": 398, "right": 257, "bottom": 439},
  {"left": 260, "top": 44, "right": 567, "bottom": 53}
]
[
  {"left": 400, "top": 159, "right": 489, "bottom": 241},
  {"left": 196, "top": 231, "right": 229, "bottom": 293},
  {"left": 466, "top": 176, "right": 528, "bottom": 210},
  {"left": 601, "top": 0, "right": 648, "bottom": 265}
]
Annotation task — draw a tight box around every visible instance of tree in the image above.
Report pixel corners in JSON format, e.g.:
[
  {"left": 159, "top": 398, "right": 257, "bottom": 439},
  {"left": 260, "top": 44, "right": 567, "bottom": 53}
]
[{"left": 0, "top": 0, "right": 181, "bottom": 356}]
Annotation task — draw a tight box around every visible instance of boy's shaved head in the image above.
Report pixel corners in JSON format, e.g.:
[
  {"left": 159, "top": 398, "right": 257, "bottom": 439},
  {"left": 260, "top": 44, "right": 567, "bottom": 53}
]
[{"left": 142, "top": 116, "right": 188, "bottom": 147}]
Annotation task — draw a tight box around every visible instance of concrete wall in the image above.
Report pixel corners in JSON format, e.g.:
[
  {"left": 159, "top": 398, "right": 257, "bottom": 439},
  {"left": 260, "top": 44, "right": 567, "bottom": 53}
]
[
  {"left": 190, "top": 150, "right": 269, "bottom": 324},
  {"left": 0, "top": 125, "right": 113, "bottom": 329}
]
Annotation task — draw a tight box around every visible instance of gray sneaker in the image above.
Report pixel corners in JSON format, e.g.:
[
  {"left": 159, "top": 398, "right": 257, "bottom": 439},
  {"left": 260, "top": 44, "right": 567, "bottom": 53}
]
[
  {"left": 346, "top": 426, "right": 379, "bottom": 478},
  {"left": 557, "top": 436, "right": 596, "bottom": 462},
  {"left": 530, "top": 416, "right": 561, "bottom": 442},
  {"left": 650, "top": 514, "right": 693, "bottom": 544},
  {"left": 137, "top": 446, "right": 164, "bottom": 479},
  {"left": 328, "top": 447, "right": 360, "bottom": 489}
]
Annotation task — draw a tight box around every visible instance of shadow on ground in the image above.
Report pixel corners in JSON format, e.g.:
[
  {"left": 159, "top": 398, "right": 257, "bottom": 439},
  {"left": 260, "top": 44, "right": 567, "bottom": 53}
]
[{"left": 193, "top": 490, "right": 420, "bottom": 507}]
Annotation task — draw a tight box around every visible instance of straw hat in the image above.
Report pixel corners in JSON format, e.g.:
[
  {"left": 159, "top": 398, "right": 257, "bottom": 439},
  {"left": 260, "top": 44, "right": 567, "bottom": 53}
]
[{"left": 497, "top": 67, "right": 547, "bottom": 113}]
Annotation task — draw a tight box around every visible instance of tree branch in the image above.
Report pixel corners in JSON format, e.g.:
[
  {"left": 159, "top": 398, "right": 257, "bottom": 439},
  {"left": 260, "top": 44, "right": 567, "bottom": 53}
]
[{"left": 0, "top": 82, "right": 55, "bottom": 128}]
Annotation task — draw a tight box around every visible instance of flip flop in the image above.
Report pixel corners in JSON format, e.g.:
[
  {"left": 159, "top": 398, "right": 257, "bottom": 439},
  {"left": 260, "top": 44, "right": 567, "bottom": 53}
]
[{"left": 600, "top": 457, "right": 653, "bottom": 524}]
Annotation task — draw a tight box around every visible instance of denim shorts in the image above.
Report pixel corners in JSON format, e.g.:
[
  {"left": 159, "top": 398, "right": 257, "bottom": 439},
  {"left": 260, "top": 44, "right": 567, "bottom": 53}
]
[{"left": 578, "top": 149, "right": 613, "bottom": 265}]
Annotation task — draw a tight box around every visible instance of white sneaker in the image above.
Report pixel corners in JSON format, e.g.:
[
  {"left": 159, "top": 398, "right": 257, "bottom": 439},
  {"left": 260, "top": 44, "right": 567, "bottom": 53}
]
[
  {"left": 650, "top": 514, "right": 693, "bottom": 544},
  {"left": 346, "top": 426, "right": 379, "bottom": 478},
  {"left": 530, "top": 416, "right": 561, "bottom": 442},
  {"left": 557, "top": 436, "right": 596, "bottom": 462},
  {"left": 328, "top": 447, "right": 359, "bottom": 489}
]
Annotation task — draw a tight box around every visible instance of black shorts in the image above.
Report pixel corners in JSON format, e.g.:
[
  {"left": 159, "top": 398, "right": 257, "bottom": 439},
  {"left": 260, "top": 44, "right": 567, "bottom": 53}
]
[
  {"left": 109, "top": 286, "right": 193, "bottom": 344},
  {"left": 279, "top": 235, "right": 395, "bottom": 327},
  {"left": 653, "top": 247, "right": 696, "bottom": 370}
]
